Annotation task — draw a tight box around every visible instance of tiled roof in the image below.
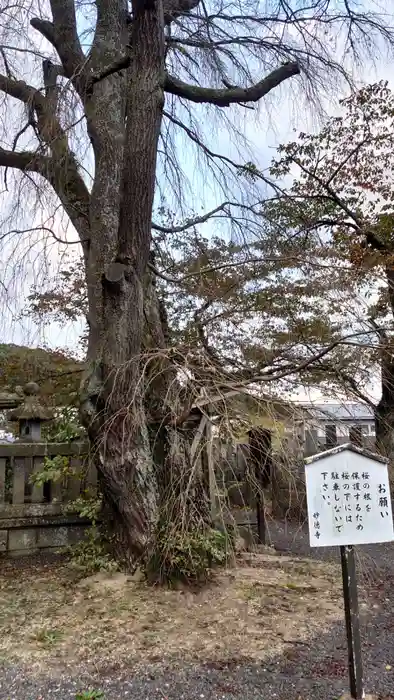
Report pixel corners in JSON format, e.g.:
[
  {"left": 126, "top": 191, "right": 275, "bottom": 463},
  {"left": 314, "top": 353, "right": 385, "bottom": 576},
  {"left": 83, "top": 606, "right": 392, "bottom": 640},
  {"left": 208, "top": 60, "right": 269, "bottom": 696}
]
[{"left": 303, "top": 403, "right": 374, "bottom": 421}]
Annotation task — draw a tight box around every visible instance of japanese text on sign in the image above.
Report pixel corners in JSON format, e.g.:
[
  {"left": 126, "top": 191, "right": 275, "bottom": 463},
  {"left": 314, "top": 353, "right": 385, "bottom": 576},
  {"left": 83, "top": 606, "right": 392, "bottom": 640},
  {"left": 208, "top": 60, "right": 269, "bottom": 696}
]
[{"left": 305, "top": 448, "right": 394, "bottom": 547}]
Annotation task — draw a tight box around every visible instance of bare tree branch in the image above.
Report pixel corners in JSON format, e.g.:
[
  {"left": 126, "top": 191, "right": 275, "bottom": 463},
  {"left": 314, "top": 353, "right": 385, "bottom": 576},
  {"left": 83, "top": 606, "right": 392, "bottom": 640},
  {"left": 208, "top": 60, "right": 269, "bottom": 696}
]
[
  {"left": 163, "top": 0, "right": 201, "bottom": 24},
  {"left": 152, "top": 201, "right": 260, "bottom": 233},
  {"left": 89, "top": 59, "right": 300, "bottom": 104},
  {"left": 164, "top": 62, "right": 300, "bottom": 106},
  {"left": 221, "top": 330, "right": 386, "bottom": 388},
  {"left": 31, "top": 0, "right": 85, "bottom": 88},
  {"left": 29, "top": 18, "right": 57, "bottom": 49},
  {"left": 0, "top": 47, "right": 13, "bottom": 79},
  {"left": 0, "top": 73, "right": 45, "bottom": 111},
  {"left": 289, "top": 152, "right": 393, "bottom": 252},
  {"left": 0, "top": 145, "right": 90, "bottom": 250},
  {"left": 3, "top": 225, "right": 85, "bottom": 246},
  {"left": 0, "top": 71, "right": 92, "bottom": 253},
  {"left": 318, "top": 360, "right": 377, "bottom": 409},
  {"left": 148, "top": 253, "right": 305, "bottom": 285},
  {"left": 163, "top": 108, "right": 279, "bottom": 192},
  {"left": 0, "top": 147, "right": 49, "bottom": 172},
  {"left": 0, "top": 73, "right": 91, "bottom": 249},
  {"left": 87, "top": 53, "right": 131, "bottom": 94}
]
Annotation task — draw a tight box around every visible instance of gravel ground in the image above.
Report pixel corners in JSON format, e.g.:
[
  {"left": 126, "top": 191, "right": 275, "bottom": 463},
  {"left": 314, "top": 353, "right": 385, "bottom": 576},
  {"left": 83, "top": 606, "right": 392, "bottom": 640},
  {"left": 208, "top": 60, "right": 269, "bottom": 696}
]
[
  {"left": 1, "top": 523, "right": 394, "bottom": 700},
  {"left": 0, "top": 661, "right": 356, "bottom": 699},
  {"left": 267, "top": 518, "right": 394, "bottom": 581}
]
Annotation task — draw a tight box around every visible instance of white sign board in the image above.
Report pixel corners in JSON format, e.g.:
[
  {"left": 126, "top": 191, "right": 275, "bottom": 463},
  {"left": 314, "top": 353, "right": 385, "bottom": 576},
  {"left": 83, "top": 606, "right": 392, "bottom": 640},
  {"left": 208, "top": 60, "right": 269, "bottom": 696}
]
[{"left": 305, "top": 444, "right": 394, "bottom": 547}]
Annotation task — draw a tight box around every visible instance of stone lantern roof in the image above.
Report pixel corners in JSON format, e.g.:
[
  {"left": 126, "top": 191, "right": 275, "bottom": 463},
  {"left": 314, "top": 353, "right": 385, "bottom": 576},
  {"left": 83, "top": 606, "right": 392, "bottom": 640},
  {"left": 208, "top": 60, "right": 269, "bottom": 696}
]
[
  {"left": 0, "top": 385, "right": 24, "bottom": 410},
  {"left": 9, "top": 382, "right": 54, "bottom": 422}
]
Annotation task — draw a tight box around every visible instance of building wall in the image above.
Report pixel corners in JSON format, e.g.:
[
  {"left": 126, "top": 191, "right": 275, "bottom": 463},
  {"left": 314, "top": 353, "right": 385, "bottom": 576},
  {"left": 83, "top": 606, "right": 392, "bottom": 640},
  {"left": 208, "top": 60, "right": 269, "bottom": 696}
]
[{"left": 315, "top": 420, "right": 375, "bottom": 439}]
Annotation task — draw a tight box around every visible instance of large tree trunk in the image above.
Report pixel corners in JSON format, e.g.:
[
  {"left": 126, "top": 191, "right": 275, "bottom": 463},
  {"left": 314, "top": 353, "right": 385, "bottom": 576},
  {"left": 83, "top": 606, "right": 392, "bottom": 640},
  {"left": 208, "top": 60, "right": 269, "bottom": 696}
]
[
  {"left": 80, "top": 0, "right": 166, "bottom": 567},
  {"left": 79, "top": 0, "right": 212, "bottom": 573}
]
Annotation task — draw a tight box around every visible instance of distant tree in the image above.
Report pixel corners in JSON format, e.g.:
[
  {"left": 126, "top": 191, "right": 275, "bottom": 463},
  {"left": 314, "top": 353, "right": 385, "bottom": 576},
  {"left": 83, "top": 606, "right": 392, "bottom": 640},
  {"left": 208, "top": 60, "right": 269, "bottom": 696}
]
[
  {"left": 27, "top": 221, "right": 369, "bottom": 400},
  {"left": 0, "top": 343, "right": 82, "bottom": 405},
  {"left": 265, "top": 82, "right": 394, "bottom": 455}
]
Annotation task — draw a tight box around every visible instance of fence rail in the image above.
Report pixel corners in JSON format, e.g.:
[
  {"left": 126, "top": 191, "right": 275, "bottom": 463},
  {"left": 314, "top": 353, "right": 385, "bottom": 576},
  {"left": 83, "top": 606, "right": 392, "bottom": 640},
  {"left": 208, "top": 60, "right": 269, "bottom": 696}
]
[{"left": 0, "top": 440, "right": 95, "bottom": 555}]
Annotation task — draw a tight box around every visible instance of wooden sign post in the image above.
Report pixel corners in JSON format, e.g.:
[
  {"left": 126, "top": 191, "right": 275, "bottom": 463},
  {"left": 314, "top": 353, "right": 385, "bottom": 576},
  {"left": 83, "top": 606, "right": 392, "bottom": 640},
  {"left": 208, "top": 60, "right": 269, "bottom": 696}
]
[
  {"left": 305, "top": 443, "right": 394, "bottom": 700},
  {"left": 340, "top": 544, "right": 363, "bottom": 698}
]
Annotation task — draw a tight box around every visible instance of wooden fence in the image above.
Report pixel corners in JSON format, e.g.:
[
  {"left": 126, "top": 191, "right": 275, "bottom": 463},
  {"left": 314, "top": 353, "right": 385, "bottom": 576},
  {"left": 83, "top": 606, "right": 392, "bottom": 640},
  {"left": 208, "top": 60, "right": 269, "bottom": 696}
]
[
  {"left": 219, "top": 428, "right": 380, "bottom": 539},
  {"left": 0, "top": 441, "right": 95, "bottom": 555},
  {"left": 0, "top": 396, "right": 379, "bottom": 556},
  {"left": 217, "top": 437, "right": 306, "bottom": 532}
]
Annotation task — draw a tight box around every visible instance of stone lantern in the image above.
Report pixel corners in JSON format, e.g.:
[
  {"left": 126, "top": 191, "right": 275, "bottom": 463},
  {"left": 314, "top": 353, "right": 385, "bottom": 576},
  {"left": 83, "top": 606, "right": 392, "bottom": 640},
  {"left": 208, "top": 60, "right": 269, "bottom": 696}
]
[{"left": 10, "top": 382, "right": 54, "bottom": 441}]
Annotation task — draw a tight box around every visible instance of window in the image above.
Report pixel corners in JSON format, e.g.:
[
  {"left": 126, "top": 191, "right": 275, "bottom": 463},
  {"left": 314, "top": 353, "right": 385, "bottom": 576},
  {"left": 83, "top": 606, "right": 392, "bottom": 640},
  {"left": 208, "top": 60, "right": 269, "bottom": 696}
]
[
  {"left": 325, "top": 424, "right": 337, "bottom": 447},
  {"left": 349, "top": 425, "right": 363, "bottom": 446}
]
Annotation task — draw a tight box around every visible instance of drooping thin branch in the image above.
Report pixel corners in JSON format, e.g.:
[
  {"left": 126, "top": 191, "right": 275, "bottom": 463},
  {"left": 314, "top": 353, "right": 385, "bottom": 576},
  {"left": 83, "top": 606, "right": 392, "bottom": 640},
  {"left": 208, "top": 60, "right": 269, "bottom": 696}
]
[
  {"left": 163, "top": 108, "right": 279, "bottom": 192},
  {"left": 193, "top": 298, "right": 225, "bottom": 368},
  {"left": 164, "top": 62, "right": 300, "bottom": 106},
  {"left": 0, "top": 47, "right": 13, "bottom": 79},
  {"left": 11, "top": 122, "right": 33, "bottom": 153},
  {"left": 148, "top": 253, "right": 305, "bottom": 285},
  {"left": 5, "top": 226, "right": 86, "bottom": 246},
  {"left": 152, "top": 200, "right": 260, "bottom": 233}
]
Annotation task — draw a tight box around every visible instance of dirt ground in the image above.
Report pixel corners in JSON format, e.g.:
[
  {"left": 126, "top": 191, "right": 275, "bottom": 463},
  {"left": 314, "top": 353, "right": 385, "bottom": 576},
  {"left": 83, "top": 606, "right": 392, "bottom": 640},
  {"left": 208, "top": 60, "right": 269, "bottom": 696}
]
[
  {"left": 1, "top": 541, "right": 394, "bottom": 699},
  {"left": 0, "top": 550, "right": 343, "bottom": 673}
]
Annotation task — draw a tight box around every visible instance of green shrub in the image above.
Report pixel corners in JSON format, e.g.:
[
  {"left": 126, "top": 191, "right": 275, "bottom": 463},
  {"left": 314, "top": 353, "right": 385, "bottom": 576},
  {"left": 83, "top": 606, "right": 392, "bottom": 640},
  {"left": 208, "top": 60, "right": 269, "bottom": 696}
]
[
  {"left": 66, "top": 495, "right": 102, "bottom": 521},
  {"left": 30, "top": 454, "right": 71, "bottom": 487},
  {"left": 145, "top": 525, "right": 233, "bottom": 586},
  {"left": 28, "top": 402, "right": 117, "bottom": 575},
  {"left": 65, "top": 525, "right": 118, "bottom": 575},
  {"left": 45, "top": 405, "right": 86, "bottom": 442},
  {"left": 64, "top": 495, "right": 117, "bottom": 575}
]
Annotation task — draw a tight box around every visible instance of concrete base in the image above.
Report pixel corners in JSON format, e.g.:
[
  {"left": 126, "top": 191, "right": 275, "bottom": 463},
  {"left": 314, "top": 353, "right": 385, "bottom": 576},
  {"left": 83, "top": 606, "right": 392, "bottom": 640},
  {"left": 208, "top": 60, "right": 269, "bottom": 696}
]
[
  {"left": 1, "top": 521, "right": 90, "bottom": 556},
  {"left": 339, "top": 694, "right": 376, "bottom": 699}
]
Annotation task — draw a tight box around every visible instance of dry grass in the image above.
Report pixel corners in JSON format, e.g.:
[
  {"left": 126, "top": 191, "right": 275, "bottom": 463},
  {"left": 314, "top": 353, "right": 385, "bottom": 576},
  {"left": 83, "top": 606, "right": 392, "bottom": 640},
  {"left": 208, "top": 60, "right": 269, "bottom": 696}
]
[{"left": 0, "top": 551, "right": 343, "bottom": 676}]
